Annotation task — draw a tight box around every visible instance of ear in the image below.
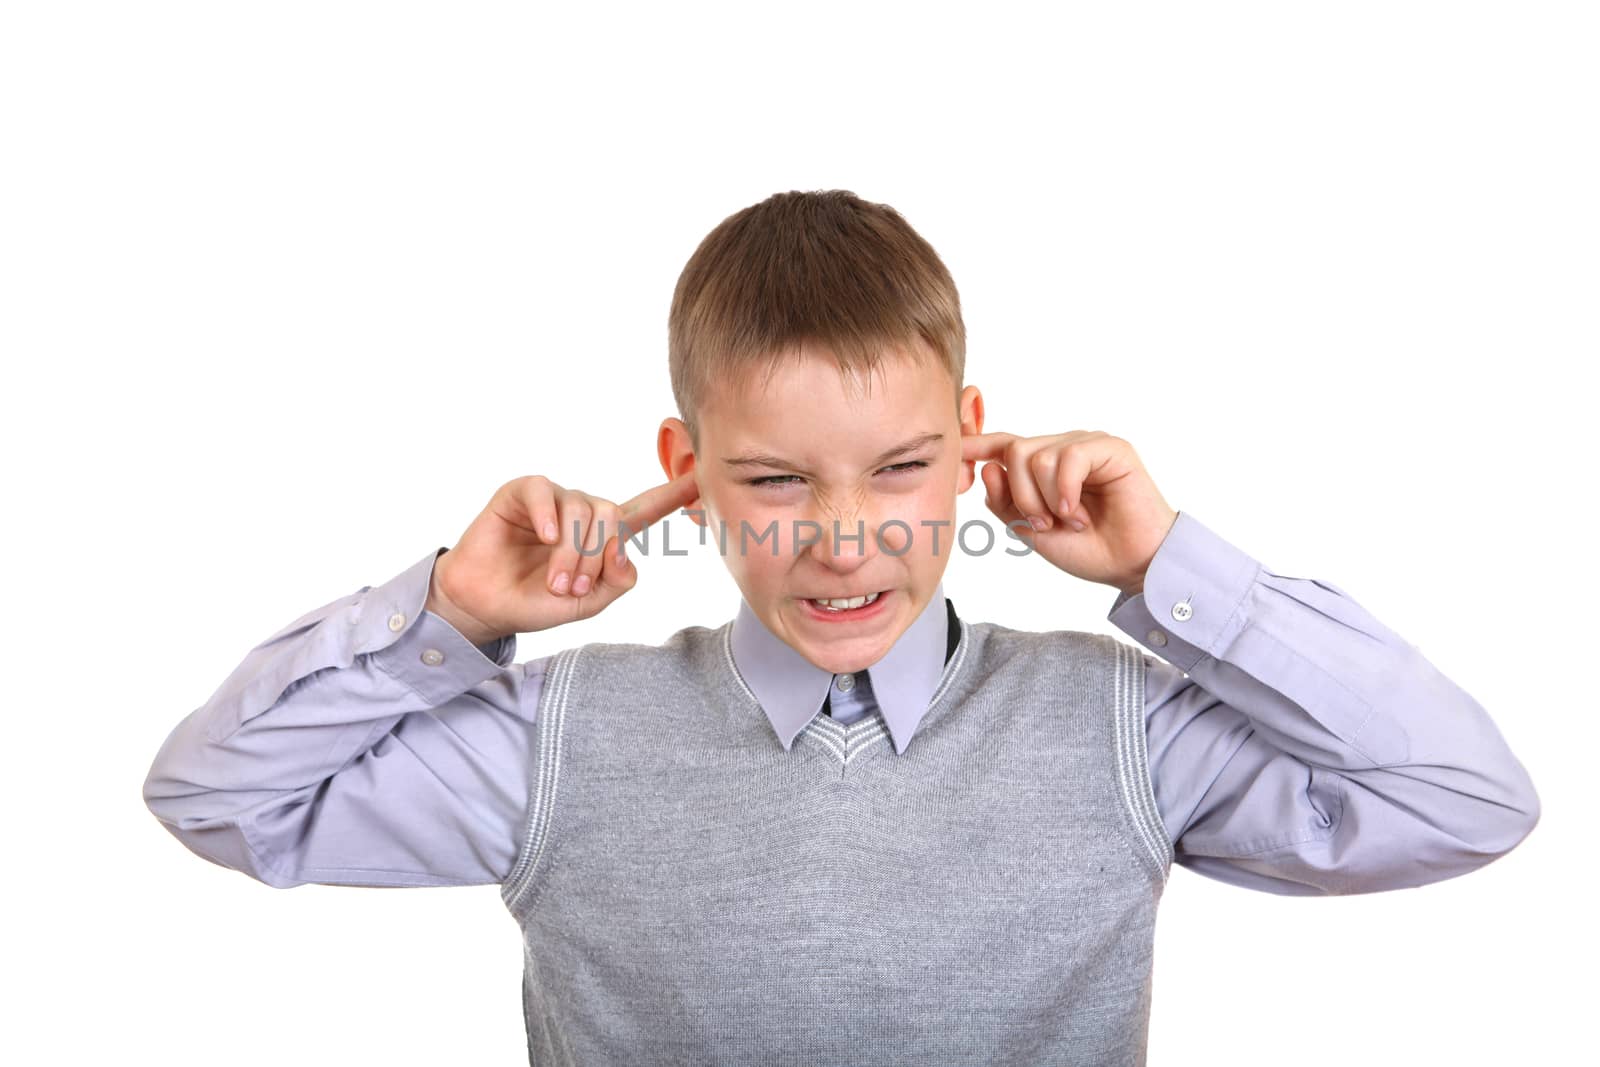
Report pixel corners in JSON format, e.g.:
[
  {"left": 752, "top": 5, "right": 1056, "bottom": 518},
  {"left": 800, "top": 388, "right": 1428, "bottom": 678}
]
[
  {"left": 957, "top": 385, "right": 984, "bottom": 495},
  {"left": 657, "top": 417, "right": 706, "bottom": 526}
]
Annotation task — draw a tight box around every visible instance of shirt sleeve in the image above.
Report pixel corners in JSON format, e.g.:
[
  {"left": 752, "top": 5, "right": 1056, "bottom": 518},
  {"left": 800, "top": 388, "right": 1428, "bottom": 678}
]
[
  {"left": 142, "top": 547, "right": 549, "bottom": 889},
  {"left": 1107, "top": 512, "right": 1541, "bottom": 896}
]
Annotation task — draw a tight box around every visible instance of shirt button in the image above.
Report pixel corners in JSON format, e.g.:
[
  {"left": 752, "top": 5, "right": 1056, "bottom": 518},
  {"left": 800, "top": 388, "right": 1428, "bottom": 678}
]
[
  {"left": 420, "top": 648, "right": 444, "bottom": 667},
  {"left": 388, "top": 612, "right": 407, "bottom": 631},
  {"left": 1170, "top": 597, "right": 1193, "bottom": 623},
  {"left": 1146, "top": 629, "right": 1168, "bottom": 647},
  {"left": 835, "top": 673, "right": 856, "bottom": 692}
]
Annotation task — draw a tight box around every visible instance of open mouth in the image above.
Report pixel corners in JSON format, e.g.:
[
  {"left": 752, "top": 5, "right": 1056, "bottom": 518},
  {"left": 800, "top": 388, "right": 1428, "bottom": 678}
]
[{"left": 800, "top": 589, "right": 891, "bottom": 620}]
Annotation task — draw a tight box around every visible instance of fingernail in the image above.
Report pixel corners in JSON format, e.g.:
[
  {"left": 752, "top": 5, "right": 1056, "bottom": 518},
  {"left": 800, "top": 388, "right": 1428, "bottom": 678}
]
[
  {"left": 1059, "top": 498, "right": 1072, "bottom": 516},
  {"left": 553, "top": 572, "right": 571, "bottom": 593},
  {"left": 1028, "top": 515, "right": 1049, "bottom": 531},
  {"left": 544, "top": 522, "right": 558, "bottom": 542},
  {"left": 1069, "top": 518, "right": 1087, "bottom": 532},
  {"left": 572, "top": 574, "right": 591, "bottom": 595}
]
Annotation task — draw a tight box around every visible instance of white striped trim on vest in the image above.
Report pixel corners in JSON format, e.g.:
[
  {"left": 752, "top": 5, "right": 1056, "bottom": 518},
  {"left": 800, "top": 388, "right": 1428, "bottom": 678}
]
[
  {"left": 502, "top": 645, "right": 581, "bottom": 913},
  {"left": 1112, "top": 638, "right": 1174, "bottom": 883},
  {"left": 800, "top": 712, "right": 891, "bottom": 765}
]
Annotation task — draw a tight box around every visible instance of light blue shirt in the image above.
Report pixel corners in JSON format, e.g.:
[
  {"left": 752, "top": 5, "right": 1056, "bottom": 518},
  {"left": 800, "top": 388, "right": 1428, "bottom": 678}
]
[{"left": 143, "top": 510, "right": 1540, "bottom": 896}]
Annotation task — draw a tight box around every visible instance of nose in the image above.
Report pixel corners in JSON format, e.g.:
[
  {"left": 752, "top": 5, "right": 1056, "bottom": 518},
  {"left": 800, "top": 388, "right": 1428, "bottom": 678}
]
[{"left": 802, "top": 502, "right": 880, "bottom": 575}]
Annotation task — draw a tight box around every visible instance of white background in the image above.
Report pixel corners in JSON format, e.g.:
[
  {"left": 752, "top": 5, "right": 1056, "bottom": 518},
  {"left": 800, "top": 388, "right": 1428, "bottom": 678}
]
[{"left": 4, "top": 2, "right": 1594, "bottom": 1063}]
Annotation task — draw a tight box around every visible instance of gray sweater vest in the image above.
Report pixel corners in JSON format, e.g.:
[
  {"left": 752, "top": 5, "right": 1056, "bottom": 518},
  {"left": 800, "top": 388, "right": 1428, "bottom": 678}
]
[{"left": 498, "top": 614, "right": 1173, "bottom": 1065}]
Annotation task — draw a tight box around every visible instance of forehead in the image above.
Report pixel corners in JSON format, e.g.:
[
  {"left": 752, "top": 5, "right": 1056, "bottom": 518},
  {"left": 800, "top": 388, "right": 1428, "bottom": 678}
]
[{"left": 705, "top": 342, "right": 952, "bottom": 424}]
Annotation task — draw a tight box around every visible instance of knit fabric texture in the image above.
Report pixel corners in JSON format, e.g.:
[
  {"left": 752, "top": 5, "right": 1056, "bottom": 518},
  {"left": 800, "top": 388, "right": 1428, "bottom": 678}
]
[{"left": 499, "top": 614, "right": 1173, "bottom": 1065}]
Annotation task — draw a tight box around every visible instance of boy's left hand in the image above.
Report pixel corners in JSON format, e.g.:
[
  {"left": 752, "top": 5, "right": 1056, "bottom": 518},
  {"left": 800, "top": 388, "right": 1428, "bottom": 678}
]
[{"left": 961, "top": 430, "right": 1179, "bottom": 597}]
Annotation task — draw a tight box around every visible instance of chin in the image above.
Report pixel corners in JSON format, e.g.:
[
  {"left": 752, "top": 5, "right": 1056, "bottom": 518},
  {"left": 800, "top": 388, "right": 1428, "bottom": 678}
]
[{"left": 802, "top": 632, "right": 896, "bottom": 675}]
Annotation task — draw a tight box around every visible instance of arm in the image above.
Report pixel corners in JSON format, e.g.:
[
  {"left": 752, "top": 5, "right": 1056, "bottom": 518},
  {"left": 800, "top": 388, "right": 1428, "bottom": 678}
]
[
  {"left": 1109, "top": 512, "right": 1540, "bottom": 895},
  {"left": 142, "top": 547, "right": 548, "bottom": 888}
]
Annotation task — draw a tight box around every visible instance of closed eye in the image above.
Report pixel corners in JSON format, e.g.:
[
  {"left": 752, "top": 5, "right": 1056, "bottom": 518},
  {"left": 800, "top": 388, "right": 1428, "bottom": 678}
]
[{"left": 746, "top": 459, "right": 930, "bottom": 489}]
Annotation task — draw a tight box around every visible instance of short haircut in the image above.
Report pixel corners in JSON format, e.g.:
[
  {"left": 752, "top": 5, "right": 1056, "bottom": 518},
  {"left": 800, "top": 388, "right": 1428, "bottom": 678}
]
[{"left": 669, "top": 189, "right": 966, "bottom": 450}]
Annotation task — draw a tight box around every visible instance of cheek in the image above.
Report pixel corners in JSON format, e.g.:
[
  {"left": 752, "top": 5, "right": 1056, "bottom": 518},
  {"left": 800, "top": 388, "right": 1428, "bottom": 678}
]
[
  {"left": 908, "top": 480, "right": 959, "bottom": 560},
  {"left": 713, "top": 498, "right": 795, "bottom": 576},
  {"left": 860, "top": 483, "right": 945, "bottom": 562},
  {"left": 903, "top": 478, "right": 955, "bottom": 523}
]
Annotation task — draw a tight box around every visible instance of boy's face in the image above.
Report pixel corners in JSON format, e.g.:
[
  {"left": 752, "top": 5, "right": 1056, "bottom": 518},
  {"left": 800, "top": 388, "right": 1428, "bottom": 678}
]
[{"left": 659, "top": 342, "right": 983, "bottom": 675}]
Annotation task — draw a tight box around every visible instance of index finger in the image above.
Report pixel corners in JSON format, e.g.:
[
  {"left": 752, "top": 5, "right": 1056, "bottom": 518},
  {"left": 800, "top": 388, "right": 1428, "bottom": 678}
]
[
  {"left": 619, "top": 470, "right": 701, "bottom": 531},
  {"left": 961, "top": 431, "right": 1020, "bottom": 464}
]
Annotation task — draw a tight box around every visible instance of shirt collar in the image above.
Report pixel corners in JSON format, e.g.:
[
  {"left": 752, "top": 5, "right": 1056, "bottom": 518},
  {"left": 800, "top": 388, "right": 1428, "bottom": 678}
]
[{"left": 729, "top": 582, "right": 953, "bottom": 756}]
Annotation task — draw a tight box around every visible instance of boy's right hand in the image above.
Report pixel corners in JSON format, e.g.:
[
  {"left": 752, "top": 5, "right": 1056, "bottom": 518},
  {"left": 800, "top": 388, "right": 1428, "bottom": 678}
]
[{"left": 424, "top": 471, "right": 700, "bottom": 643}]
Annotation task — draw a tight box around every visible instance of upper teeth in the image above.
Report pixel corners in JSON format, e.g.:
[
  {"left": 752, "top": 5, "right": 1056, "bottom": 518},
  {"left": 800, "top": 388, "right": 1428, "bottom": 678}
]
[{"left": 814, "top": 592, "right": 880, "bottom": 610}]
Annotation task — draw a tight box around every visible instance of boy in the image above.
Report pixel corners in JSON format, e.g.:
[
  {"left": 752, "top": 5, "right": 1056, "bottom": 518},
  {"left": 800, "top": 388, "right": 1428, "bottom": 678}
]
[{"left": 143, "top": 190, "right": 1540, "bottom": 1065}]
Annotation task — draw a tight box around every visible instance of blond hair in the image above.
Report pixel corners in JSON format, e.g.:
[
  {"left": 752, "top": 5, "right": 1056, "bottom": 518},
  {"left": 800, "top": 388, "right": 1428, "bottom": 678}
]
[{"left": 668, "top": 190, "right": 966, "bottom": 449}]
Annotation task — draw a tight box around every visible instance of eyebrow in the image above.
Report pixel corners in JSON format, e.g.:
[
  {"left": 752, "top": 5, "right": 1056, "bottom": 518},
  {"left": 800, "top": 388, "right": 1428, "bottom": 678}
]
[{"left": 722, "top": 431, "right": 946, "bottom": 473}]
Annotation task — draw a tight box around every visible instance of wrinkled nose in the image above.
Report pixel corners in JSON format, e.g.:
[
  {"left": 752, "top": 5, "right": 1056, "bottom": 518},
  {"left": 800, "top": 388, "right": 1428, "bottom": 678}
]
[{"left": 802, "top": 508, "right": 878, "bottom": 575}]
